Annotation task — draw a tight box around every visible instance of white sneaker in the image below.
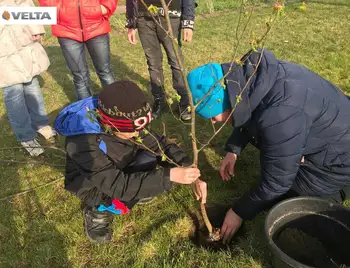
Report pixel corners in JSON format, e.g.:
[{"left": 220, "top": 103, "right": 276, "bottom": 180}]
[
  {"left": 21, "top": 139, "right": 45, "bottom": 157},
  {"left": 37, "top": 125, "right": 57, "bottom": 140}
]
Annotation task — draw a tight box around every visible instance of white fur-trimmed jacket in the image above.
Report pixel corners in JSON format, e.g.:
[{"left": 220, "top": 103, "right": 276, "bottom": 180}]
[{"left": 0, "top": 0, "right": 50, "bottom": 88}]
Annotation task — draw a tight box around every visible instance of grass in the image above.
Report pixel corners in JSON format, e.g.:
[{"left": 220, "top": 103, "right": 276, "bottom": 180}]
[{"left": 1, "top": 0, "right": 350, "bottom": 267}]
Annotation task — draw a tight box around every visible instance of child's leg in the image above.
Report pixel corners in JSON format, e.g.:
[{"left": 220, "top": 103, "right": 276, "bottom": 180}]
[
  {"left": 86, "top": 33, "right": 115, "bottom": 86},
  {"left": 2, "top": 83, "right": 36, "bottom": 142},
  {"left": 23, "top": 77, "right": 49, "bottom": 131},
  {"left": 158, "top": 17, "right": 190, "bottom": 110},
  {"left": 137, "top": 16, "right": 165, "bottom": 99},
  {"left": 58, "top": 37, "right": 91, "bottom": 100}
]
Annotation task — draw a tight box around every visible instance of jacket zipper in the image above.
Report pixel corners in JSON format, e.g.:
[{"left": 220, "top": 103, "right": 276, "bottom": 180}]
[{"left": 78, "top": 0, "right": 84, "bottom": 41}]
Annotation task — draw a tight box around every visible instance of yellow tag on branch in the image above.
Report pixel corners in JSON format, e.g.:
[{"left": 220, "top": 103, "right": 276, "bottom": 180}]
[{"left": 148, "top": 4, "right": 159, "bottom": 15}]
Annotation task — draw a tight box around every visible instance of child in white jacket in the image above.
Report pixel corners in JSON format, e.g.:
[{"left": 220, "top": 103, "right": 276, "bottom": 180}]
[{"left": 0, "top": 0, "right": 56, "bottom": 156}]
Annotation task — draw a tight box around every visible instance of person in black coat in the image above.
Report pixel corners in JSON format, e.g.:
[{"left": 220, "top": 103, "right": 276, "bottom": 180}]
[
  {"left": 55, "top": 81, "right": 207, "bottom": 243},
  {"left": 125, "top": 0, "right": 196, "bottom": 120},
  {"left": 187, "top": 49, "right": 350, "bottom": 244}
]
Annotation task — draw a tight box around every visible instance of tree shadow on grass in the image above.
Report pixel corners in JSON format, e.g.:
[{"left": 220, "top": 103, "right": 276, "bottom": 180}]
[
  {"left": 19, "top": 177, "right": 72, "bottom": 267},
  {"left": 45, "top": 45, "right": 151, "bottom": 103},
  {"left": 0, "top": 119, "right": 71, "bottom": 267},
  {"left": 109, "top": 52, "right": 150, "bottom": 93}
]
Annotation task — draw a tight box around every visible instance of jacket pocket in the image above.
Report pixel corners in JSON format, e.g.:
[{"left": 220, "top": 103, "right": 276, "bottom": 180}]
[{"left": 82, "top": 0, "right": 103, "bottom": 21}]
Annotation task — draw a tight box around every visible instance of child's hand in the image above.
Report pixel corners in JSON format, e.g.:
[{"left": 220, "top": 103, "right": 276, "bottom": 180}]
[
  {"left": 100, "top": 5, "right": 108, "bottom": 15},
  {"left": 128, "top": 28, "right": 137, "bottom": 45},
  {"left": 183, "top": 28, "right": 193, "bottom": 42},
  {"left": 170, "top": 167, "right": 200, "bottom": 184},
  {"left": 193, "top": 179, "right": 207, "bottom": 204},
  {"left": 32, "top": 35, "right": 42, "bottom": 43}
]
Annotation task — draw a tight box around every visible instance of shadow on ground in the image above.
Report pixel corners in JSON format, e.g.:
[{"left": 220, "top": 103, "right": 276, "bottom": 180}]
[
  {"left": 0, "top": 109, "right": 71, "bottom": 267},
  {"left": 45, "top": 45, "right": 150, "bottom": 103}
]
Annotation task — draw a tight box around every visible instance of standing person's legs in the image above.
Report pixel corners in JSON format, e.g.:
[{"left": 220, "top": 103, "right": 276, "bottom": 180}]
[
  {"left": 157, "top": 17, "right": 190, "bottom": 120},
  {"left": 2, "top": 83, "right": 35, "bottom": 141},
  {"left": 23, "top": 77, "right": 49, "bottom": 131},
  {"left": 23, "top": 77, "right": 56, "bottom": 140},
  {"left": 137, "top": 16, "right": 167, "bottom": 117},
  {"left": 58, "top": 37, "right": 92, "bottom": 100},
  {"left": 2, "top": 82, "right": 44, "bottom": 156},
  {"left": 86, "top": 33, "right": 115, "bottom": 86}
]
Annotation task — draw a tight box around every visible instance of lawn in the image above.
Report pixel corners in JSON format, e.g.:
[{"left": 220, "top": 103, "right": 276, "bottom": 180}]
[{"left": 1, "top": 0, "right": 350, "bottom": 267}]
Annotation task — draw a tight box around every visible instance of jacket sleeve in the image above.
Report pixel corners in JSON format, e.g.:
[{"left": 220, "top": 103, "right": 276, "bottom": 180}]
[
  {"left": 125, "top": 0, "right": 138, "bottom": 29},
  {"left": 232, "top": 105, "right": 310, "bottom": 220},
  {"left": 66, "top": 136, "right": 172, "bottom": 202},
  {"left": 181, "top": 0, "right": 195, "bottom": 29},
  {"left": 141, "top": 131, "right": 192, "bottom": 166},
  {"left": 100, "top": 0, "right": 118, "bottom": 18},
  {"left": 37, "top": 0, "right": 57, "bottom": 6},
  {"left": 225, "top": 127, "right": 249, "bottom": 156}
]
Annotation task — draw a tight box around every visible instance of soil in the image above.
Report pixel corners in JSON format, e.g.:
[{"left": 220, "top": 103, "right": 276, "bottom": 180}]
[
  {"left": 275, "top": 228, "right": 342, "bottom": 268},
  {"left": 190, "top": 203, "right": 246, "bottom": 251}
]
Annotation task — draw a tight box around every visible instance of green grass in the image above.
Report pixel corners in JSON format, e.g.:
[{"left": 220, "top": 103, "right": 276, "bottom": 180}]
[{"left": 1, "top": 0, "right": 350, "bottom": 267}]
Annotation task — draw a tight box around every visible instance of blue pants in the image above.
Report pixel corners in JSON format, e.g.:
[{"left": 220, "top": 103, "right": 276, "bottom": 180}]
[
  {"left": 58, "top": 33, "right": 115, "bottom": 100},
  {"left": 2, "top": 77, "right": 49, "bottom": 142}
]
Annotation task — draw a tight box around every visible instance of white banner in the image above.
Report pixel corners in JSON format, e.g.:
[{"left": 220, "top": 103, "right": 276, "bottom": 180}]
[{"left": 0, "top": 7, "right": 57, "bottom": 25}]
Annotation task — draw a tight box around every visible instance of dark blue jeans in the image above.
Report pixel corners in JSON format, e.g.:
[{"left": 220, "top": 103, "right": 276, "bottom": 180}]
[{"left": 58, "top": 34, "right": 115, "bottom": 100}]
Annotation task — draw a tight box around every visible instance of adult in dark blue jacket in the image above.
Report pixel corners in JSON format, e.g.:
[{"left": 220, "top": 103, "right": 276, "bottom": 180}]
[{"left": 187, "top": 49, "right": 350, "bottom": 244}]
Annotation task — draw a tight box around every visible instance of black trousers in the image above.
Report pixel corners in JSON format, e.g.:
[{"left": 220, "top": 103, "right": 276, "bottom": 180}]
[
  {"left": 283, "top": 184, "right": 350, "bottom": 203},
  {"left": 137, "top": 16, "right": 190, "bottom": 108}
]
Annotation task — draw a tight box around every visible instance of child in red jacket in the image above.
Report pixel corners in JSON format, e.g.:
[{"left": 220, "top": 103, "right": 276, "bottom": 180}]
[{"left": 39, "top": 0, "right": 117, "bottom": 100}]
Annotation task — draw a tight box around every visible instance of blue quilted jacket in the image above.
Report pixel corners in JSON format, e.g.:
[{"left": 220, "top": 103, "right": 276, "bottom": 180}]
[{"left": 223, "top": 50, "right": 350, "bottom": 220}]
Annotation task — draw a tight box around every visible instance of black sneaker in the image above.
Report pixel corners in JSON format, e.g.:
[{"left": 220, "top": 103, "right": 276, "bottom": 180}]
[
  {"left": 180, "top": 107, "right": 192, "bottom": 121},
  {"left": 83, "top": 206, "right": 113, "bottom": 243},
  {"left": 152, "top": 97, "right": 167, "bottom": 119}
]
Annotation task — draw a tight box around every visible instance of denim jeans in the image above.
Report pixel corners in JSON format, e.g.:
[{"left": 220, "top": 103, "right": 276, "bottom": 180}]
[
  {"left": 137, "top": 16, "right": 190, "bottom": 108},
  {"left": 2, "top": 77, "right": 49, "bottom": 142},
  {"left": 58, "top": 33, "right": 115, "bottom": 100}
]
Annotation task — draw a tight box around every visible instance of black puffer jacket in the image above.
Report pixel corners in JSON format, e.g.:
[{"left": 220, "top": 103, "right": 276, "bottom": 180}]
[
  {"left": 55, "top": 96, "right": 190, "bottom": 205},
  {"left": 125, "top": 0, "right": 195, "bottom": 29},
  {"left": 222, "top": 50, "right": 350, "bottom": 220}
]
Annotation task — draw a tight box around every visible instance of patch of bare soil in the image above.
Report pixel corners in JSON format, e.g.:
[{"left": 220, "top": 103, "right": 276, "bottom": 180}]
[
  {"left": 276, "top": 228, "right": 347, "bottom": 268},
  {"left": 190, "top": 203, "right": 246, "bottom": 251}
]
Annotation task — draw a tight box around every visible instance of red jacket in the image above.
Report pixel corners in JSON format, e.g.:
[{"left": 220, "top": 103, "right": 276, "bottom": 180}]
[{"left": 38, "top": 0, "right": 117, "bottom": 42}]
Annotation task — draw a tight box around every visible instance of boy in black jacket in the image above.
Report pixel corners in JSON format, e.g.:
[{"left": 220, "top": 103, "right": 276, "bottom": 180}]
[
  {"left": 126, "top": 0, "right": 196, "bottom": 120},
  {"left": 55, "top": 81, "right": 206, "bottom": 243}
]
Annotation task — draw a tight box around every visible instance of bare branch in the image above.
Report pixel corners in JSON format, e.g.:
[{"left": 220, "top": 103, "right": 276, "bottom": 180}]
[
  {"left": 0, "top": 176, "right": 64, "bottom": 202},
  {"left": 0, "top": 158, "right": 65, "bottom": 167}
]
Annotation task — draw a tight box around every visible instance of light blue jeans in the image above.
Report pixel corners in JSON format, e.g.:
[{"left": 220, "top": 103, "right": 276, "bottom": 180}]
[{"left": 2, "top": 76, "right": 49, "bottom": 142}]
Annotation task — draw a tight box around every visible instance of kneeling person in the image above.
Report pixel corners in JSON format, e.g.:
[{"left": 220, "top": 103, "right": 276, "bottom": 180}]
[
  {"left": 187, "top": 49, "right": 350, "bottom": 244},
  {"left": 55, "top": 81, "right": 206, "bottom": 243}
]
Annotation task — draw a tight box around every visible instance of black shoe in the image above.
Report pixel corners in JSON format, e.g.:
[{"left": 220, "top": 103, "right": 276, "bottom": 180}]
[
  {"left": 83, "top": 206, "right": 113, "bottom": 243},
  {"left": 152, "top": 98, "right": 167, "bottom": 119},
  {"left": 180, "top": 107, "right": 192, "bottom": 121}
]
